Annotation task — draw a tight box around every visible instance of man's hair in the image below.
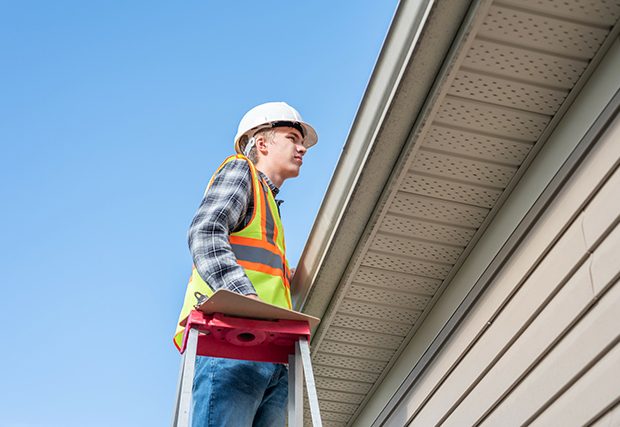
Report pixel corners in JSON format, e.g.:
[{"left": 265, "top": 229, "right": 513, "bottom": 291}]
[{"left": 245, "top": 128, "right": 275, "bottom": 163}]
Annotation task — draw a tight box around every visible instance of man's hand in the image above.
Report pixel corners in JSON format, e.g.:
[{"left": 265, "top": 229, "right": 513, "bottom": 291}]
[{"left": 245, "top": 294, "right": 260, "bottom": 300}]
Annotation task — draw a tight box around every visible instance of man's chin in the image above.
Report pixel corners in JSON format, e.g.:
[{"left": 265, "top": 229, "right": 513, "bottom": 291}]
[{"left": 287, "top": 167, "right": 301, "bottom": 179}]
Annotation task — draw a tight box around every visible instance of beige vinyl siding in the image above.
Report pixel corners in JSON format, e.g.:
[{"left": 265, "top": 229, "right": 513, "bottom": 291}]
[
  {"left": 590, "top": 402, "right": 620, "bottom": 427},
  {"left": 401, "top": 109, "right": 620, "bottom": 426}
]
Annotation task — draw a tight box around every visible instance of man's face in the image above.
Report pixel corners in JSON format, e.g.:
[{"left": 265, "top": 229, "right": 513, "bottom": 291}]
[{"left": 266, "top": 126, "right": 307, "bottom": 180}]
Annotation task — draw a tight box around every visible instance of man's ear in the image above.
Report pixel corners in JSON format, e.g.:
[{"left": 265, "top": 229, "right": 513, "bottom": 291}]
[{"left": 255, "top": 134, "right": 269, "bottom": 156}]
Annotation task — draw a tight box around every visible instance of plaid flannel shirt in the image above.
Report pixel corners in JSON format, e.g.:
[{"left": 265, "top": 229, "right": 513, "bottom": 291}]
[{"left": 188, "top": 158, "right": 281, "bottom": 296}]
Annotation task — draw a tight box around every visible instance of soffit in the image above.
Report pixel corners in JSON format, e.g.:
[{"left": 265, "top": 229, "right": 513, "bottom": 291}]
[{"left": 301, "top": 0, "right": 620, "bottom": 425}]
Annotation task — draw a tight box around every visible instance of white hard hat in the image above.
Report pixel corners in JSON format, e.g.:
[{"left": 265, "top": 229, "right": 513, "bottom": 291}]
[{"left": 234, "top": 102, "right": 318, "bottom": 155}]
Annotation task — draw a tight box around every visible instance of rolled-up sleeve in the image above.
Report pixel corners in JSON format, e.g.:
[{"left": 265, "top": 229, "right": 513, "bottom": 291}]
[{"left": 188, "top": 159, "right": 257, "bottom": 295}]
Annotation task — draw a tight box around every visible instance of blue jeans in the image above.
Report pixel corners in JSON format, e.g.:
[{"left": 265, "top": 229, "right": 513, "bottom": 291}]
[{"left": 191, "top": 356, "right": 288, "bottom": 427}]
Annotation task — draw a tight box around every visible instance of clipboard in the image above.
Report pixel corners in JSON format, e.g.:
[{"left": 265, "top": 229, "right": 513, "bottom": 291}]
[{"left": 181, "top": 289, "right": 320, "bottom": 329}]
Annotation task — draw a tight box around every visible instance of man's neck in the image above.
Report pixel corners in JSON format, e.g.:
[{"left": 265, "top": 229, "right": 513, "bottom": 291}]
[
  {"left": 256, "top": 164, "right": 284, "bottom": 188},
  {"left": 258, "top": 170, "right": 280, "bottom": 195}
]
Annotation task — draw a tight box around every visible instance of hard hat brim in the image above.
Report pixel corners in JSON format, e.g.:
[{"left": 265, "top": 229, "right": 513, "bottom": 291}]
[{"left": 235, "top": 121, "right": 318, "bottom": 154}]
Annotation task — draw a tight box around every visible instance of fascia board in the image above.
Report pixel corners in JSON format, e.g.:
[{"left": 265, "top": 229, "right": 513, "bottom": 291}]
[
  {"left": 292, "top": 0, "right": 476, "bottom": 326},
  {"left": 291, "top": 0, "right": 436, "bottom": 314}
]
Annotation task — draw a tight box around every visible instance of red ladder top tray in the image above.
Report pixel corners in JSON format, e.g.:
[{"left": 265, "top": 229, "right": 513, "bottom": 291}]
[{"left": 178, "top": 290, "right": 321, "bottom": 364}]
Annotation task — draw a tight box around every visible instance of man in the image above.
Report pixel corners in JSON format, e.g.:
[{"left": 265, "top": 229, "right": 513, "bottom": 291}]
[{"left": 174, "top": 102, "right": 318, "bottom": 426}]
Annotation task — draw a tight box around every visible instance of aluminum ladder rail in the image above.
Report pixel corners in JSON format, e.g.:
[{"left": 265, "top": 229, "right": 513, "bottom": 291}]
[{"left": 171, "top": 310, "right": 322, "bottom": 427}]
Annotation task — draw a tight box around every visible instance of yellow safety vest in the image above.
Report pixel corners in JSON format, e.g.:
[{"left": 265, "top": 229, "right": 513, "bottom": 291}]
[{"left": 173, "top": 154, "right": 291, "bottom": 350}]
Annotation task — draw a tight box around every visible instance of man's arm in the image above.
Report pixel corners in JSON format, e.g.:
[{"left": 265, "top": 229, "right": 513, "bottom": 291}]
[{"left": 188, "top": 159, "right": 257, "bottom": 296}]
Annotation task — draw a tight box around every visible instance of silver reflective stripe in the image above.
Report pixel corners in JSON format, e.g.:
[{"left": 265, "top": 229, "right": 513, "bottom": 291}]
[
  {"left": 263, "top": 190, "right": 276, "bottom": 245},
  {"left": 231, "top": 243, "right": 284, "bottom": 272},
  {"left": 259, "top": 180, "right": 277, "bottom": 245}
]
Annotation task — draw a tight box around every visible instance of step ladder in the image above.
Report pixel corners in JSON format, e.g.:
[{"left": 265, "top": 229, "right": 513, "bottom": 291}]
[{"left": 171, "top": 309, "right": 322, "bottom": 427}]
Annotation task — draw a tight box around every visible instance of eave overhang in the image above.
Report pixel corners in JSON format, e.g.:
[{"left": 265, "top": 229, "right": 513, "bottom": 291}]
[{"left": 292, "top": 0, "right": 620, "bottom": 425}]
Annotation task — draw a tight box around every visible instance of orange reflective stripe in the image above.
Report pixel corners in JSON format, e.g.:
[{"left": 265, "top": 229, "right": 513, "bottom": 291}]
[
  {"left": 245, "top": 159, "right": 261, "bottom": 229},
  {"left": 237, "top": 260, "right": 285, "bottom": 277},
  {"left": 260, "top": 183, "right": 268, "bottom": 240}
]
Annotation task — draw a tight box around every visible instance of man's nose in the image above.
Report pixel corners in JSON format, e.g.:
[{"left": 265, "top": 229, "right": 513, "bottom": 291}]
[{"left": 297, "top": 144, "right": 307, "bottom": 156}]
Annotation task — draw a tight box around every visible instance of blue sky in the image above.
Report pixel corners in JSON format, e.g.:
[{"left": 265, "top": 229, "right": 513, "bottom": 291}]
[{"left": 0, "top": 2, "right": 397, "bottom": 426}]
